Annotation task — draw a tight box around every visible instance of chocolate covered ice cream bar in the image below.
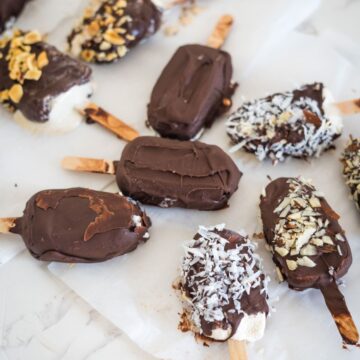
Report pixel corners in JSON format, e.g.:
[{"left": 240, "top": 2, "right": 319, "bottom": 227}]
[
  {"left": 227, "top": 83, "right": 343, "bottom": 163},
  {"left": 147, "top": 44, "right": 236, "bottom": 140},
  {"left": 0, "top": 188, "right": 151, "bottom": 263},
  {"left": 0, "top": 0, "right": 30, "bottom": 33},
  {"left": 68, "top": 0, "right": 161, "bottom": 64},
  {"left": 177, "top": 224, "right": 269, "bottom": 343},
  {"left": 63, "top": 136, "right": 242, "bottom": 210},
  {"left": 341, "top": 137, "right": 360, "bottom": 210},
  {"left": 260, "top": 177, "right": 359, "bottom": 345},
  {"left": 0, "top": 30, "right": 93, "bottom": 132}
]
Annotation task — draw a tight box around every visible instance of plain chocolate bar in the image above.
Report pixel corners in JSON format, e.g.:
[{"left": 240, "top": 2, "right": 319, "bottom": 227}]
[
  {"left": 147, "top": 44, "right": 236, "bottom": 140},
  {"left": 68, "top": 0, "right": 161, "bottom": 64},
  {"left": 178, "top": 224, "right": 269, "bottom": 342},
  {"left": 117, "top": 136, "right": 242, "bottom": 210},
  {"left": 10, "top": 188, "right": 151, "bottom": 263}
]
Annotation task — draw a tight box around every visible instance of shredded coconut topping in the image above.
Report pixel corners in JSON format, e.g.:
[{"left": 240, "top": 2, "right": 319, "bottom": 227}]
[
  {"left": 341, "top": 137, "right": 360, "bottom": 210},
  {"left": 268, "top": 178, "right": 344, "bottom": 271},
  {"left": 226, "top": 83, "right": 342, "bottom": 163},
  {"left": 180, "top": 225, "right": 268, "bottom": 332}
]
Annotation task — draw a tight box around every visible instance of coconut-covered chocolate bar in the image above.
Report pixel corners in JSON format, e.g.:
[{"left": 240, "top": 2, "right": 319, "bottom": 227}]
[
  {"left": 117, "top": 136, "right": 242, "bottom": 210},
  {"left": 260, "top": 177, "right": 359, "bottom": 345},
  {"left": 178, "top": 224, "right": 269, "bottom": 342},
  {"left": 227, "top": 83, "right": 343, "bottom": 163},
  {"left": 0, "top": 0, "right": 29, "bottom": 33},
  {"left": 68, "top": 0, "right": 161, "bottom": 64},
  {"left": 341, "top": 137, "right": 360, "bottom": 210},
  {"left": 147, "top": 44, "right": 236, "bottom": 140},
  {"left": 5, "top": 188, "right": 151, "bottom": 263},
  {"left": 0, "top": 30, "right": 93, "bottom": 132}
]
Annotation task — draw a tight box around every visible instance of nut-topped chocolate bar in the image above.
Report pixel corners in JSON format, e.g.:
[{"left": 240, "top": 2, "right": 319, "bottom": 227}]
[
  {"left": 68, "top": 0, "right": 161, "bottom": 64},
  {"left": 0, "top": 29, "right": 93, "bottom": 132},
  {"left": 260, "top": 177, "right": 359, "bottom": 345}
]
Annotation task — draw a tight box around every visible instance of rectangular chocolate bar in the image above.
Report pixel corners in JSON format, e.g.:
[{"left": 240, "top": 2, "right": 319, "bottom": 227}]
[{"left": 148, "top": 44, "right": 235, "bottom": 140}]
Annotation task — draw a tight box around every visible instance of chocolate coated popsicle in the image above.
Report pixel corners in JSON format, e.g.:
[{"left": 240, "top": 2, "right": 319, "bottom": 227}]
[
  {"left": 260, "top": 177, "right": 359, "bottom": 345},
  {"left": 341, "top": 137, "right": 360, "bottom": 210},
  {"left": 68, "top": 0, "right": 161, "bottom": 64},
  {"left": 177, "top": 224, "right": 269, "bottom": 343},
  {"left": 147, "top": 44, "right": 236, "bottom": 140},
  {"left": 0, "top": 30, "right": 93, "bottom": 132},
  {"left": 0, "top": 188, "right": 151, "bottom": 263},
  {"left": 227, "top": 83, "right": 343, "bottom": 163},
  {"left": 63, "top": 136, "right": 242, "bottom": 210},
  {"left": 0, "top": 0, "right": 30, "bottom": 33}
]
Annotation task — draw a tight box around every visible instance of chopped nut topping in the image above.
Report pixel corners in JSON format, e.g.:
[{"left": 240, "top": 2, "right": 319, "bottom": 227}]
[
  {"left": 8, "top": 84, "right": 23, "bottom": 103},
  {"left": 266, "top": 178, "right": 345, "bottom": 270},
  {"left": 0, "top": 30, "right": 49, "bottom": 109}
]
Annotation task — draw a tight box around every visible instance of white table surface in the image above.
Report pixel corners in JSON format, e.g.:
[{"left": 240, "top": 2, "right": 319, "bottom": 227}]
[{"left": 1, "top": 0, "right": 360, "bottom": 359}]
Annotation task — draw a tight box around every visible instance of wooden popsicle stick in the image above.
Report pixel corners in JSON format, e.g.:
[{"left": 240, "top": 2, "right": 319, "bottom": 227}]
[
  {"left": 207, "top": 14, "right": 234, "bottom": 49},
  {"left": 320, "top": 282, "right": 359, "bottom": 345},
  {"left": 335, "top": 98, "right": 360, "bottom": 116},
  {"left": 0, "top": 218, "right": 17, "bottom": 234},
  {"left": 62, "top": 156, "right": 116, "bottom": 175},
  {"left": 228, "top": 339, "right": 248, "bottom": 360},
  {"left": 80, "top": 103, "right": 139, "bottom": 142}
]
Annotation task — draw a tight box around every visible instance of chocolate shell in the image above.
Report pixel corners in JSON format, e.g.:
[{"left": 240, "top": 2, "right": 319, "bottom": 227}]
[
  {"left": 68, "top": 0, "right": 161, "bottom": 64},
  {"left": 179, "top": 225, "right": 269, "bottom": 341},
  {"left": 260, "top": 177, "right": 351, "bottom": 290},
  {"left": 117, "top": 136, "right": 242, "bottom": 210},
  {"left": 148, "top": 44, "right": 235, "bottom": 140},
  {"left": 227, "top": 83, "right": 342, "bottom": 162},
  {"left": 0, "top": 30, "right": 92, "bottom": 122},
  {"left": 12, "top": 188, "right": 151, "bottom": 263}
]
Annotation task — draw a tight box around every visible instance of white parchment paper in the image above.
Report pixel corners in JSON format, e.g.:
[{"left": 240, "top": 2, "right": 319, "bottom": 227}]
[
  {"left": 0, "top": 0, "right": 320, "bottom": 263},
  {"left": 49, "top": 31, "right": 360, "bottom": 360}
]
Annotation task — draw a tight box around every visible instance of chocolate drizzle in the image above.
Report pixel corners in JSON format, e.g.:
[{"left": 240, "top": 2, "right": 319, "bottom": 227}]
[
  {"left": 12, "top": 188, "right": 151, "bottom": 263},
  {"left": 148, "top": 44, "right": 236, "bottom": 140},
  {"left": 179, "top": 225, "right": 269, "bottom": 342},
  {"left": 117, "top": 136, "right": 242, "bottom": 210},
  {"left": 260, "top": 177, "right": 359, "bottom": 345}
]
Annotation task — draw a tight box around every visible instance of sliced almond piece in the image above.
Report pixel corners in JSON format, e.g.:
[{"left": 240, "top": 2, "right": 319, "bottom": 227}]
[
  {"left": 297, "top": 256, "right": 316, "bottom": 268},
  {"left": 286, "top": 260, "right": 298, "bottom": 271},
  {"left": 300, "top": 244, "right": 317, "bottom": 256},
  {"left": 8, "top": 84, "right": 23, "bottom": 103},
  {"left": 275, "top": 246, "right": 289, "bottom": 257}
]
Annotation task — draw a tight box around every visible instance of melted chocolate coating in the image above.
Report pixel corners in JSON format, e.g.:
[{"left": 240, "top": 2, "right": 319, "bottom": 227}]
[
  {"left": 68, "top": 0, "right": 161, "bottom": 64},
  {"left": 260, "top": 178, "right": 352, "bottom": 290},
  {"left": 12, "top": 188, "right": 151, "bottom": 263},
  {"left": 0, "top": 0, "right": 29, "bottom": 32},
  {"left": 117, "top": 136, "right": 242, "bottom": 210},
  {"left": 147, "top": 44, "right": 235, "bottom": 140},
  {"left": 0, "top": 35, "right": 92, "bottom": 122},
  {"left": 181, "top": 227, "right": 269, "bottom": 341}
]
